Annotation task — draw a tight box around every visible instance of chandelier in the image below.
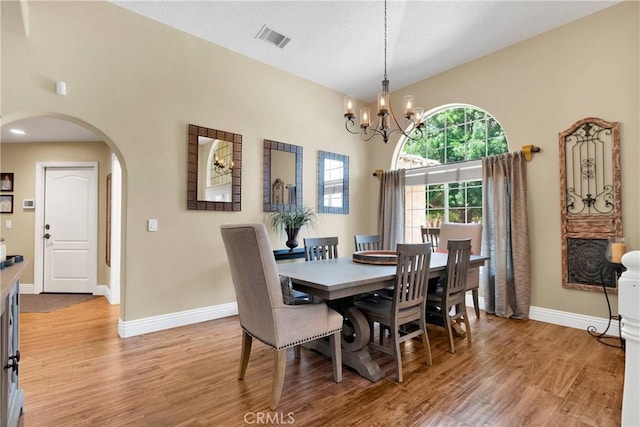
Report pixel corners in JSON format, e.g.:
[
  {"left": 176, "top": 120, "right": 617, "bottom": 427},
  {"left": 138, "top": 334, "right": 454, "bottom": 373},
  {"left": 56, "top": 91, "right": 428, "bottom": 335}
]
[
  {"left": 343, "top": 0, "right": 424, "bottom": 144},
  {"left": 213, "top": 156, "right": 233, "bottom": 175}
]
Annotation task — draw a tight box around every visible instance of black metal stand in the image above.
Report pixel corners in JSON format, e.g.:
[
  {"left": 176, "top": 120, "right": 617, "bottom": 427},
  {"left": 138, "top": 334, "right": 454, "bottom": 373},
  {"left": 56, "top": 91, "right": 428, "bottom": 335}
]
[{"left": 587, "top": 262, "right": 625, "bottom": 349}]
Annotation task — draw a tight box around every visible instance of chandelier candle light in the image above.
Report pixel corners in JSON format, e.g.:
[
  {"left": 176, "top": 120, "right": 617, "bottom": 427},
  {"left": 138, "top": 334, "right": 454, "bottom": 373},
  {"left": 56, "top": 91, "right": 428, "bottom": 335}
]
[
  {"left": 344, "top": 0, "right": 424, "bottom": 144},
  {"left": 213, "top": 156, "right": 233, "bottom": 175}
]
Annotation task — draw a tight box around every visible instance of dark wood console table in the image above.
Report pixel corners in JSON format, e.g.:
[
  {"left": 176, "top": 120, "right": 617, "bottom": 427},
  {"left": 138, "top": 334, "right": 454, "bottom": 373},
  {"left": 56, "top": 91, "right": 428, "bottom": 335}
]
[{"left": 273, "top": 248, "right": 305, "bottom": 261}]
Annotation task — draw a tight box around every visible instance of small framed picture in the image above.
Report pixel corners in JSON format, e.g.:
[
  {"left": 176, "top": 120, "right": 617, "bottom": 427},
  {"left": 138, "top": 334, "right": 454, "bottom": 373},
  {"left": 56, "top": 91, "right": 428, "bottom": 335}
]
[
  {"left": 1, "top": 173, "right": 14, "bottom": 192},
  {"left": 0, "top": 195, "right": 13, "bottom": 213}
]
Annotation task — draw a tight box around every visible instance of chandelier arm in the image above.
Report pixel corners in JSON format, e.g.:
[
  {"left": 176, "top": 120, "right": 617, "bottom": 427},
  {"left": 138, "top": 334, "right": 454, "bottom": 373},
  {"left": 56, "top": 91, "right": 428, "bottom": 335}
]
[
  {"left": 344, "top": 117, "right": 362, "bottom": 135},
  {"left": 388, "top": 102, "right": 422, "bottom": 142},
  {"left": 361, "top": 128, "right": 385, "bottom": 143}
]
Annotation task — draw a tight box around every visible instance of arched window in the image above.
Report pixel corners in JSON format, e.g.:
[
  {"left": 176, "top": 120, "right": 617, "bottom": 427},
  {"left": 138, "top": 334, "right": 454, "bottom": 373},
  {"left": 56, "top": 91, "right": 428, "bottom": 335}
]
[{"left": 395, "top": 104, "right": 509, "bottom": 243}]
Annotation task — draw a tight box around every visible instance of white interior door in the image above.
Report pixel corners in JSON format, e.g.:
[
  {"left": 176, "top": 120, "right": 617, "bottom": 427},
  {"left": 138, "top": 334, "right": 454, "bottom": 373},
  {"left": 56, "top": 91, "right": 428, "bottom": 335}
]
[{"left": 43, "top": 166, "right": 97, "bottom": 293}]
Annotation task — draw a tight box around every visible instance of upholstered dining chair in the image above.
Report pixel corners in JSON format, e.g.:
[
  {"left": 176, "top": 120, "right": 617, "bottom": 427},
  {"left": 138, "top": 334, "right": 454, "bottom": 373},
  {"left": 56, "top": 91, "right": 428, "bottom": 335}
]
[
  {"left": 220, "top": 223, "right": 343, "bottom": 409},
  {"left": 426, "top": 238, "right": 472, "bottom": 353},
  {"left": 420, "top": 227, "right": 440, "bottom": 252},
  {"left": 437, "top": 222, "right": 483, "bottom": 318},
  {"left": 303, "top": 236, "right": 339, "bottom": 261},
  {"left": 354, "top": 243, "right": 433, "bottom": 382},
  {"left": 354, "top": 234, "right": 382, "bottom": 251}
]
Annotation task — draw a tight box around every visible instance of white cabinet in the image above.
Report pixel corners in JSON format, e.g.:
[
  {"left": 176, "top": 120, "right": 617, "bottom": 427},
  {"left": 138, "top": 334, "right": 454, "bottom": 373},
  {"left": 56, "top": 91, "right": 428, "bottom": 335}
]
[{"left": 1, "top": 261, "right": 26, "bottom": 427}]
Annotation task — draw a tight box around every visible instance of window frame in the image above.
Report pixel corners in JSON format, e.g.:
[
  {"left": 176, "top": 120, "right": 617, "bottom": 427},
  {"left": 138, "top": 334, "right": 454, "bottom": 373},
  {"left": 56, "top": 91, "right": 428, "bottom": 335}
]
[{"left": 396, "top": 104, "right": 508, "bottom": 242}]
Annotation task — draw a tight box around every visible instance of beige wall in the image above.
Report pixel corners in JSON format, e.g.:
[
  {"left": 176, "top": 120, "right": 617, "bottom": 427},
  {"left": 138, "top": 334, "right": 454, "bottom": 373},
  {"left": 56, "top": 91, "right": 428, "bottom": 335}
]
[
  {"left": 1, "top": 1, "right": 372, "bottom": 320},
  {"left": 371, "top": 1, "right": 640, "bottom": 318},
  {"left": 1, "top": 1, "right": 637, "bottom": 323},
  {"left": 0, "top": 142, "right": 113, "bottom": 286}
]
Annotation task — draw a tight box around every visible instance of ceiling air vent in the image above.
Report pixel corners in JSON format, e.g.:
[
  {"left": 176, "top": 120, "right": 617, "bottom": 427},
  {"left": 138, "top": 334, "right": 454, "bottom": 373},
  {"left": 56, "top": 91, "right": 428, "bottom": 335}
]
[{"left": 255, "top": 25, "right": 291, "bottom": 49}]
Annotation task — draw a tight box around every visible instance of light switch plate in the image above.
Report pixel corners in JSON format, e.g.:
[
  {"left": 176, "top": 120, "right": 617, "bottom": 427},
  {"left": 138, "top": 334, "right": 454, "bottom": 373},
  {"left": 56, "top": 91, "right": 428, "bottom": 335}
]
[{"left": 148, "top": 219, "right": 158, "bottom": 232}]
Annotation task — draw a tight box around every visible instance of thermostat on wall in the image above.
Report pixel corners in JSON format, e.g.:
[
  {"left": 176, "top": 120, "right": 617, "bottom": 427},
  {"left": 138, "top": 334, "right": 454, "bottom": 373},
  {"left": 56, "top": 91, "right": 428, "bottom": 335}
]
[{"left": 23, "top": 199, "right": 35, "bottom": 209}]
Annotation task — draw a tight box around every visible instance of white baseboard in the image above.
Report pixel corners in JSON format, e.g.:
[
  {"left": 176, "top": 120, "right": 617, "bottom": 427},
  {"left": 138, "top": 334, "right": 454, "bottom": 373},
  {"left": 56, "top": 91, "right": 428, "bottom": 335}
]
[
  {"left": 466, "top": 294, "right": 619, "bottom": 333},
  {"left": 118, "top": 302, "right": 238, "bottom": 338},
  {"left": 94, "top": 284, "right": 117, "bottom": 304},
  {"left": 19, "top": 283, "right": 35, "bottom": 294}
]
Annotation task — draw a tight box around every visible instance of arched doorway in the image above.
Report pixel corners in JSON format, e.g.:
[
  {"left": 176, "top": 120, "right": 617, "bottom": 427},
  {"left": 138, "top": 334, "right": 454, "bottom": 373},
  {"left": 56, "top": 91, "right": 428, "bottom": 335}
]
[{"left": 1, "top": 113, "right": 126, "bottom": 320}]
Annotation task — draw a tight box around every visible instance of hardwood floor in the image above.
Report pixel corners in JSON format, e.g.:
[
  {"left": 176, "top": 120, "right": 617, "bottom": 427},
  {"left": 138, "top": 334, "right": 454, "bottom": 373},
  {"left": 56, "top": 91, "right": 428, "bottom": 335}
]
[{"left": 19, "top": 297, "right": 624, "bottom": 426}]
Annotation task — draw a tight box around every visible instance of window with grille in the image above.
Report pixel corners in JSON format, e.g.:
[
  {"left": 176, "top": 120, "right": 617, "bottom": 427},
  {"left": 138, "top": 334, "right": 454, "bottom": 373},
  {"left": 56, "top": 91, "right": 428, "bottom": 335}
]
[{"left": 396, "top": 105, "right": 509, "bottom": 243}]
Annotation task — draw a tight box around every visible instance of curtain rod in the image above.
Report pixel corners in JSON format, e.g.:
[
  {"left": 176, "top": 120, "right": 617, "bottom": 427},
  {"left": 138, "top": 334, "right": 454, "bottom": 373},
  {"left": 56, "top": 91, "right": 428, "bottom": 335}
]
[{"left": 372, "top": 145, "right": 541, "bottom": 178}]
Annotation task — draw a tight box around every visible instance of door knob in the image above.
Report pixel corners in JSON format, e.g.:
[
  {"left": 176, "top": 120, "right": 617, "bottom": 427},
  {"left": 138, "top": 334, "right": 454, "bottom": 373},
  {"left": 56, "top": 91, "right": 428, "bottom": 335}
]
[{"left": 44, "top": 233, "right": 51, "bottom": 239}]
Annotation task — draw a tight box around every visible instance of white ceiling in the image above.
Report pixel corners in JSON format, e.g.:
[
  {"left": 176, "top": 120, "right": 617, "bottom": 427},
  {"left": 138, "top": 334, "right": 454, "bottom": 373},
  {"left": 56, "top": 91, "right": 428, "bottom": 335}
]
[
  {"left": 111, "top": 0, "right": 618, "bottom": 102},
  {"left": 1, "top": 0, "right": 619, "bottom": 143},
  {"left": 1, "top": 117, "right": 104, "bottom": 144}
]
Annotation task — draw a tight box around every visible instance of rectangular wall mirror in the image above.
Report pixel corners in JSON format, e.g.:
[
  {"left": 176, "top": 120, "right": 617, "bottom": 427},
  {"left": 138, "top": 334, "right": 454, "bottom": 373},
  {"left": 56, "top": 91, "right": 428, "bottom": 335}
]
[
  {"left": 317, "top": 150, "right": 349, "bottom": 214},
  {"left": 263, "top": 139, "right": 303, "bottom": 212},
  {"left": 187, "top": 124, "right": 242, "bottom": 211}
]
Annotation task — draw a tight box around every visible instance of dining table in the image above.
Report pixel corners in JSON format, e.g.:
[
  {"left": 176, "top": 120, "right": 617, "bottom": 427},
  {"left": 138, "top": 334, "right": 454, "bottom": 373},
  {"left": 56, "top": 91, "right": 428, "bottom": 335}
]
[{"left": 277, "top": 252, "right": 489, "bottom": 382}]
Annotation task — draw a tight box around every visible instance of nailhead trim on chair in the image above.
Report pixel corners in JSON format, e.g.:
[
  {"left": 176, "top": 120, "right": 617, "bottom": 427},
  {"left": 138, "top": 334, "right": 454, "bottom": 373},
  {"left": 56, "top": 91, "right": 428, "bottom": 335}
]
[{"left": 243, "top": 327, "right": 343, "bottom": 350}]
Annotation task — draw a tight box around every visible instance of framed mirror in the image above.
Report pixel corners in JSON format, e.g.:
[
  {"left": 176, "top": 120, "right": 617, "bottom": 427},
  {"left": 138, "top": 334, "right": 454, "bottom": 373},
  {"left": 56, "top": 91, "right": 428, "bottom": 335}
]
[
  {"left": 317, "top": 150, "right": 349, "bottom": 214},
  {"left": 263, "top": 139, "right": 302, "bottom": 212},
  {"left": 187, "top": 124, "right": 242, "bottom": 211}
]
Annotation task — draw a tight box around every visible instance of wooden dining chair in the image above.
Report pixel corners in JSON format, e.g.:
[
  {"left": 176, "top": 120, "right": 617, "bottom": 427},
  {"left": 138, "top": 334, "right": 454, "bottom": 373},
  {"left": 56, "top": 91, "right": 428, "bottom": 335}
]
[
  {"left": 420, "top": 226, "right": 440, "bottom": 252},
  {"left": 426, "top": 238, "right": 472, "bottom": 353},
  {"left": 303, "top": 237, "right": 339, "bottom": 261},
  {"left": 437, "top": 222, "right": 483, "bottom": 318},
  {"left": 354, "top": 234, "right": 381, "bottom": 251},
  {"left": 220, "top": 223, "right": 343, "bottom": 409},
  {"left": 354, "top": 243, "right": 433, "bottom": 382}
]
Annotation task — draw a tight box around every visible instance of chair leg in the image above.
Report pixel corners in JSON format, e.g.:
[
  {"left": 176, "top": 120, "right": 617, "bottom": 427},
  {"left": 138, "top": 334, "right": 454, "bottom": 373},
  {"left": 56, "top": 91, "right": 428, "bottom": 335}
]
[
  {"left": 329, "top": 331, "right": 343, "bottom": 383},
  {"left": 472, "top": 289, "right": 480, "bottom": 319},
  {"left": 444, "top": 315, "right": 455, "bottom": 354},
  {"left": 420, "top": 322, "right": 432, "bottom": 366},
  {"left": 462, "top": 314, "right": 472, "bottom": 344},
  {"left": 238, "top": 330, "right": 252, "bottom": 379},
  {"left": 293, "top": 345, "right": 301, "bottom": 359},
  {"left": 392, "top": 328, "right": 403, "bottom": 382},
  {"left": 270, "top": 349, "right": 287, "bottom": 410}
]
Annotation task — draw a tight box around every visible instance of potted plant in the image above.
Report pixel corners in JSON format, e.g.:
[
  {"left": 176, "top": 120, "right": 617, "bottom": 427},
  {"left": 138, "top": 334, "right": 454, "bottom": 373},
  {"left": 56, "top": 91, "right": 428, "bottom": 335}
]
[{"left": 267, "top": 206, "right": 317, "bottom": 250}]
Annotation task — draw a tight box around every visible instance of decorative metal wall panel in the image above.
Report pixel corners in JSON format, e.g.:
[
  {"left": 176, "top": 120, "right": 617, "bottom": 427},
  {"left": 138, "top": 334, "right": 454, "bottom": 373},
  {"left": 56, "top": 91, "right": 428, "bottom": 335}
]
[
  {"left": 559, "top": 118, "right": 621, "bottom": 292},
  {"left": 567, "top": 238, "right": 616, "bottom": 288}
]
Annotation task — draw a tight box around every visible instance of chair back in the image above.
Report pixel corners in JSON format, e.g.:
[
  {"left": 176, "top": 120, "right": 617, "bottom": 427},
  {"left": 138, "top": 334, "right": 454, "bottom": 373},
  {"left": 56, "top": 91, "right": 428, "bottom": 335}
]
[
  {"left": 437, "top": 223, "right": 482, "bottom": 255},
  {"left": 220, "top": 223, "right": 281, "bottom": 345},
  {"left": 420, "top": 227, "right": 440, "bottom": 251},
  {"left": 304, "top": 237, "right": 339, "bottom": 261},
  {"left": 444, "top": 239, "right": 472, "bottom": 298},
  {"left": 393, "top": 243, "right": 432, "bottom": 313},
  {"left": 354, "top": 234, "right": 381, "bottom": 251}
]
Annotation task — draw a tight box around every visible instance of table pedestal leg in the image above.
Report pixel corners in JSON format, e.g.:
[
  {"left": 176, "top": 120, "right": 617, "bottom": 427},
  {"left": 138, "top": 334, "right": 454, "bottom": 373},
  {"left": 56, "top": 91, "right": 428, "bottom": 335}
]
[
  {"left": 304, "top": 301, "right": 385, "bottom": 382},
  {"left": 302, "top": 339, "right": 385, "bottom": 382}
]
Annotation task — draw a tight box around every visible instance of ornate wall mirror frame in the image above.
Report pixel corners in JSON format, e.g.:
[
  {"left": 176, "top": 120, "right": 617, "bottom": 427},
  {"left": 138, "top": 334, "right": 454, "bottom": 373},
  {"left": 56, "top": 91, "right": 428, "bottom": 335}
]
[
  {"left": 317, "top": 150, "right": 349, "bottom": 214},
  {"left": 559, "top": 117, "right": 621, "bottom": 292},
  {"left": 187, "top": 124, "right": 242, "bottom": 211},
  {"left": 263, "top": 139, "right": 303, "bottom": 212}
]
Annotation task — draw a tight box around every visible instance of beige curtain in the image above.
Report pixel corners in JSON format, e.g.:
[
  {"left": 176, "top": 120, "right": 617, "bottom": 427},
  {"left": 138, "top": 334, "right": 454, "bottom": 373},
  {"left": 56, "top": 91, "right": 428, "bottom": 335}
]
[
  {"left": 377, "top": 169, "right": 405, "bottom": 250},
  {"left": 482, "top": 152, "right": 531, "bottom": 319}
]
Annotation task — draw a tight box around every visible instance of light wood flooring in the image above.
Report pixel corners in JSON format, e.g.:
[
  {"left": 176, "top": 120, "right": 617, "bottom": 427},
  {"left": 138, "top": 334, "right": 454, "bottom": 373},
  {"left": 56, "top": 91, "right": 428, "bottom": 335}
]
[{"left": 18, "top": 296, "right": 624, "bottom": 426}]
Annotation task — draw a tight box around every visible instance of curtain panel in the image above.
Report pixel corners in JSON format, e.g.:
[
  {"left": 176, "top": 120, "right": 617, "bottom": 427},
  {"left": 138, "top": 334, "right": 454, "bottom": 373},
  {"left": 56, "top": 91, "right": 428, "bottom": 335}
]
[
  {"left": 377, "top": 169, "right": 405, "bottom": 250},
  {"left": 482, "top": 152, "right": 531, "bottom": 319}
]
